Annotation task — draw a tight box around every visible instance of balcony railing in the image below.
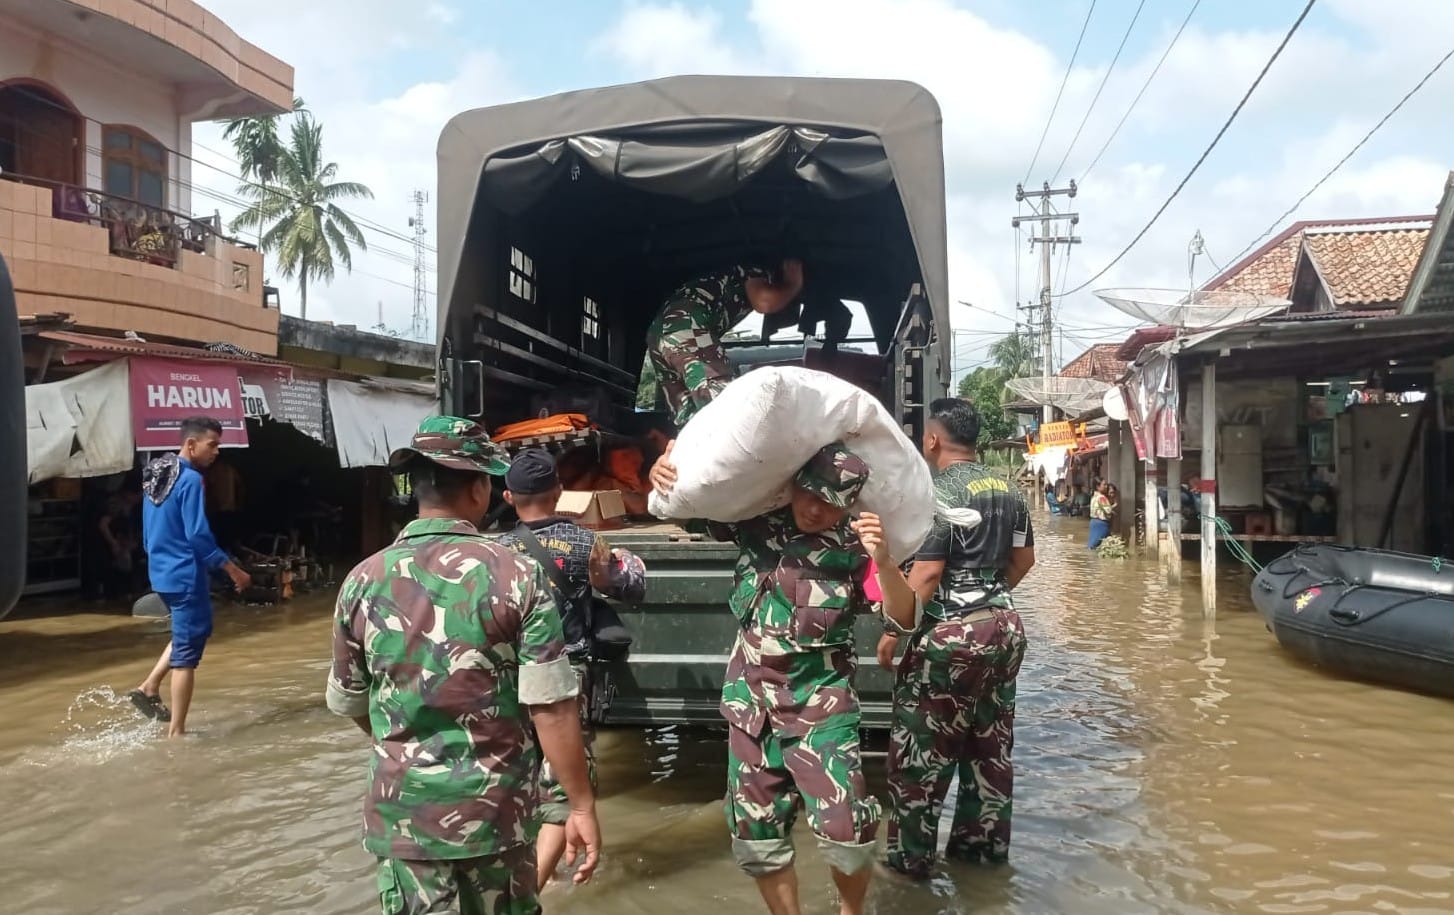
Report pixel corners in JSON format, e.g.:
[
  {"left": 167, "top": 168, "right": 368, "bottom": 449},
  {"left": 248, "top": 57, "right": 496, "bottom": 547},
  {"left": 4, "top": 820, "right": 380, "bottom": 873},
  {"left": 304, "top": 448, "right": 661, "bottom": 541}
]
[{"left": 2, "top": 174, "right": 255, "bottom": 269}]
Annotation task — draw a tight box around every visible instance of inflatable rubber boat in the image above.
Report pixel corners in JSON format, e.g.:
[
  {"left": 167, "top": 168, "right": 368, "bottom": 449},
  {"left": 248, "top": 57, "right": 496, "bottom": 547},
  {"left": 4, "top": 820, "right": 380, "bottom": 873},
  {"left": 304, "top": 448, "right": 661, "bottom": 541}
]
[{"left": 1251, "top": 544, "right": 1454, "bottom": 697}]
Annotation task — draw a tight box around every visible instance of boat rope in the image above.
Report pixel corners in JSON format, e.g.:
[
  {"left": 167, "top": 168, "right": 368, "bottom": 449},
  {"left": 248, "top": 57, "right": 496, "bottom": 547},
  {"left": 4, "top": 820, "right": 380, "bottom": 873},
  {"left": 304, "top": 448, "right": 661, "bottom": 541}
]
[{"left": 1198, "top": 514, "right": 1263, "bottom": 572}]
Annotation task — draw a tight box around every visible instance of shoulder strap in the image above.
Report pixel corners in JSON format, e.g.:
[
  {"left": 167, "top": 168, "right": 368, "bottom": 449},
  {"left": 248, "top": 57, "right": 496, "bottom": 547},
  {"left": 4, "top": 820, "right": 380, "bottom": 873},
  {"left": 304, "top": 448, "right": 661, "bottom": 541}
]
[{"left": 513, "top": 523, "right": 575, "bottom": 596}]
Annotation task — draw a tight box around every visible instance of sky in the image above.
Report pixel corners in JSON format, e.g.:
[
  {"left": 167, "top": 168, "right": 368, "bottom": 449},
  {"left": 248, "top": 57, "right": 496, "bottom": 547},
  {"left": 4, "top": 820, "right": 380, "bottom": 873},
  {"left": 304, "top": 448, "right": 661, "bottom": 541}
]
[{"left": 189, "top": 0, "right": 1454, "bottom": 385}]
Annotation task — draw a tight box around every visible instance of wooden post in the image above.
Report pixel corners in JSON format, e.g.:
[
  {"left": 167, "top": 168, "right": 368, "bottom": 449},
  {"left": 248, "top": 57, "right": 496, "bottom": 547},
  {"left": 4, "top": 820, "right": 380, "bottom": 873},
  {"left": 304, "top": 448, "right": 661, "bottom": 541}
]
[
  {"left": 1165, "top": 456, "right": 1182, "bottom": 581},
  {"left": 1143, "top": 459, "right": 1159, "bottom": 555},
  {"left": 1200, "top": 362, "right": 1218, "bottom": 616}
]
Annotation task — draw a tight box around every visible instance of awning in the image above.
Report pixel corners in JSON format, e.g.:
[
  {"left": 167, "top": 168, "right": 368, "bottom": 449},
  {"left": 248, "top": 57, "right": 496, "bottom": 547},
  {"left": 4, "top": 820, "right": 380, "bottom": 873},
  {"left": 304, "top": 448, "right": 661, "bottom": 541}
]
[
  {"left": 129, "top": 357, "right": 248, "bottom": 449},
  {"left": 26, "top": 359, "right": 134, "bottom": 482},
  {"left": 327, "top": 378, "right": 436, "bottom": 468}
]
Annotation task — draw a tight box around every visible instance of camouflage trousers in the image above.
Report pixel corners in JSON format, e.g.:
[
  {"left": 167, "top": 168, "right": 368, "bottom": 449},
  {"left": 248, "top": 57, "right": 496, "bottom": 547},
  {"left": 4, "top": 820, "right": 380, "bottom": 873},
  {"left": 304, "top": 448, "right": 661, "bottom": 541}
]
[
  {"left": 724, "top": 719, "right": 881, "bottom": 878},
  {"left": 645, "top": 312, "right": 733, "bottom": 428},
  {"left": 376, "top": 844, "right": 539, "bottom": 915},
  {"left": 537, "top": 663, "right": 596, "bottom": 827},
  {"left": 885, "top": 606, "right": 1027, "bottom": 878}
]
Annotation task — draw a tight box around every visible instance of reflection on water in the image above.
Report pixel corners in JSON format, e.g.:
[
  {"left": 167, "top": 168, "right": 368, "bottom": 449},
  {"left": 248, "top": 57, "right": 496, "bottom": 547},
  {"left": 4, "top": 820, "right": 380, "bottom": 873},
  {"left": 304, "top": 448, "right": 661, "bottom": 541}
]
[{"left": 2, "top": 514, "right": 1453, "bottom": 914}]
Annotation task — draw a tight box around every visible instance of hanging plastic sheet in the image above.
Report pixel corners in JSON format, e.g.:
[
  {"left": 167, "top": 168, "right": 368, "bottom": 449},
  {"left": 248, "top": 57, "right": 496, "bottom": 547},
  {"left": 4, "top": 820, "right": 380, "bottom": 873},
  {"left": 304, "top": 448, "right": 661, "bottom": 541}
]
[
  {"left": 1124, "top": 350, "right": 1182, "bottom": 461},
  {"left": 326, "top": 377, "right": 436, "bottom": 468},
  {"left": 26, "top": 359, "right": 134, "bottom": 483}
]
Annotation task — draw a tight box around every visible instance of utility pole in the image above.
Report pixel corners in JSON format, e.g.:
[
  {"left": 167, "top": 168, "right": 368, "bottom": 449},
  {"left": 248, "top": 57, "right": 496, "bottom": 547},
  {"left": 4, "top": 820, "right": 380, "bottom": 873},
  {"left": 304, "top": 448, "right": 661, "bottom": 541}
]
[
  {"left": 408, "top": 190, "right": 429, "bottom": 341},
  {"left": 1013, "top": 182, "right": 1080, "bottom": 425}
]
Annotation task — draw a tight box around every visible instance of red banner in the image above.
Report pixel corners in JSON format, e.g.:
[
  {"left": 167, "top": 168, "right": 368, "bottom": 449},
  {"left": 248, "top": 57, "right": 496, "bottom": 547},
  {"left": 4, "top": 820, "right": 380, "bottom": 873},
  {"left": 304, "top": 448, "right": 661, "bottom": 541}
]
[{"left": 130, "top": 358, "right": 249, "bottom": 450}]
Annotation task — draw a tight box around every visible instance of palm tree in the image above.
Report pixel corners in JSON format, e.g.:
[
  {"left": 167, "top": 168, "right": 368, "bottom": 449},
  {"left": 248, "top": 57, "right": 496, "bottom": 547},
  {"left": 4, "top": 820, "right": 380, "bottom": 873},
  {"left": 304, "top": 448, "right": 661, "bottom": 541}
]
[
  {"left": 989, "top": 330, "right": 1039, "bottom": 377},
  {"left": 230, "top": 114, "right": 372, "bottom": 319},
  {"left": 222, "top": 97, "right": 307, "bottom": 185}
]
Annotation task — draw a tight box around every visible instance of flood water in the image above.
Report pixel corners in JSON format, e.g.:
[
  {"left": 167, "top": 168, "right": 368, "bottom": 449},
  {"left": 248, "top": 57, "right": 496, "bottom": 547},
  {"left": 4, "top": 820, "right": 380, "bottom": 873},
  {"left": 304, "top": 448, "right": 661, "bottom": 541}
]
[{"left": 3, "top": 514, "right": 1453, "bottom": 914}]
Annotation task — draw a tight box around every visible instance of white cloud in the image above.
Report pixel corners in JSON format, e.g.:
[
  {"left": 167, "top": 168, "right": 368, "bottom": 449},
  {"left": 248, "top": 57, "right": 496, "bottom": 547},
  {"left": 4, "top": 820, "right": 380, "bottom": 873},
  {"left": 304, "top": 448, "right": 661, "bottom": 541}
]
[{"left": 589, "top": 0, "right": 1454, "bottom": 380}]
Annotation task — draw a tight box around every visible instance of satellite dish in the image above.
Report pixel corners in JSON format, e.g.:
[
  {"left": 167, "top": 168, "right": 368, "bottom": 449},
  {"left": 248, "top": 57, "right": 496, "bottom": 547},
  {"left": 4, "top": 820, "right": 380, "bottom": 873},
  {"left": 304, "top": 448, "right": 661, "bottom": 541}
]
[
  {"left": 1094, "top": 288, "right": 1290, "bottom": 329},
  {"left": 1103, "top": 386, "right": 1129, "bottom": 422}
]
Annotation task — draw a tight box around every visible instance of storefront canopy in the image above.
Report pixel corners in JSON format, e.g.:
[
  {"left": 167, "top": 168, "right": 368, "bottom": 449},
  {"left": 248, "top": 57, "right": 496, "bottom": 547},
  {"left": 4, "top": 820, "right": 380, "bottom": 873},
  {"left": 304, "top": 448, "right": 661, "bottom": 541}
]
[
  {"left": 26, "top": 359, "right": 133, "bottom": 483},
  {"left": 327, "top": 377, "right": 436, "bottom": 468}
]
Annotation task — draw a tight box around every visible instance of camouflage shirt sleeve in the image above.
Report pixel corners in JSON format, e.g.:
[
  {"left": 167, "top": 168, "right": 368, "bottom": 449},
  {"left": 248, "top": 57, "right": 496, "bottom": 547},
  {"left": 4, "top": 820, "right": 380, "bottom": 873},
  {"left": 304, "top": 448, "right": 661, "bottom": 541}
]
[
  {"left": 325, "top": 571, "right": 371, "bottom": 719},
  {"left": 516, "top": 558, "right": 579, "bottom": 707}
]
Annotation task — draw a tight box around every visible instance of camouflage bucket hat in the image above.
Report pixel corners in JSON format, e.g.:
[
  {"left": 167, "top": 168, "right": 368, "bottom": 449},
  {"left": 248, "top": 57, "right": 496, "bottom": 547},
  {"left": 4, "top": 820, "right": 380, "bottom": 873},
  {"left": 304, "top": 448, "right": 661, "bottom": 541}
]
[
  {"left": 387, "top": 416, "right": 512, "bottom": 476},
  {"left": 794, "top": 441, "right": 870, "bottom": 509}
]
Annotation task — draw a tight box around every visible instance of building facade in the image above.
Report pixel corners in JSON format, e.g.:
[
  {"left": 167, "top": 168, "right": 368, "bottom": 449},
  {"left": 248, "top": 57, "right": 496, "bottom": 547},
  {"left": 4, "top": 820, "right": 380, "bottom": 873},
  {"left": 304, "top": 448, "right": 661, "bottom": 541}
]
[{"left": 0, "top": 0, "right": 293, "bottom": 354}]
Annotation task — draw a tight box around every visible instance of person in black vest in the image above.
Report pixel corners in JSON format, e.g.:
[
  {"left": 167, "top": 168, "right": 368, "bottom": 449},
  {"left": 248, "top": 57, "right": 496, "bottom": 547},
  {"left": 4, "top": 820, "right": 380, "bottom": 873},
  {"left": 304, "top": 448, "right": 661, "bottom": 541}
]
[{"left": 495, "top": 449, "right": 646, "bottom": 890}]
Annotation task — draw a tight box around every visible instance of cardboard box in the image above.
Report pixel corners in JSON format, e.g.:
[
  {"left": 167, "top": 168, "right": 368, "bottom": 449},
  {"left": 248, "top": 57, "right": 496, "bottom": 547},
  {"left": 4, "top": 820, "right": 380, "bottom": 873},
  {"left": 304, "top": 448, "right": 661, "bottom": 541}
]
[{"left": 557, "top": 490, "right": 627, "bottom": 530}]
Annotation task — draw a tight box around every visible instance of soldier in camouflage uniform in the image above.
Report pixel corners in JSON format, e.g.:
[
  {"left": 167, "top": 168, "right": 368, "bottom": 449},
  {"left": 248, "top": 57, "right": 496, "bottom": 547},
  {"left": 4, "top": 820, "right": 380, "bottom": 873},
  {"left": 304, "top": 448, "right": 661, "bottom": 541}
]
[
  {"left": 651, "top": 442, "right": 923, "bottom": 915},
  {"left": 494, "top": 449, "right": 647, "bottom": 890},
  {"left": 640, "top": 259, "right": 805, "bottom": 428},
  {"left": 327, "top": 417, "right": 602, "bottom": 915},
  {"left": 879, "top": 399, "right": 1035, "bottom": 879}
]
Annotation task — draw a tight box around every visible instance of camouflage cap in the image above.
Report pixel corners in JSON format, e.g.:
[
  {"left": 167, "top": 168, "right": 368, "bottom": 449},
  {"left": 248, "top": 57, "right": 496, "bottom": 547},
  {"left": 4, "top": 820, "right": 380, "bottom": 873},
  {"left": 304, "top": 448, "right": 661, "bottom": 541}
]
[
  {"left": 793, "top": 441, "right": 870, "bottom": 509},
  {"left": 387, "top": 416, "right": 511, "bottom": 476}
]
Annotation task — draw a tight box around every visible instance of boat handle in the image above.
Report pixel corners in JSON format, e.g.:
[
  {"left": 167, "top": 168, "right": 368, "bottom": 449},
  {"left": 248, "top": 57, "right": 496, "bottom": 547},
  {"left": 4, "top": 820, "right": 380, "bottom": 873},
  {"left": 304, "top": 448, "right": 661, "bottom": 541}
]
[{"left": 1328, "top": 608, "right": 1361, "bottom": 625}]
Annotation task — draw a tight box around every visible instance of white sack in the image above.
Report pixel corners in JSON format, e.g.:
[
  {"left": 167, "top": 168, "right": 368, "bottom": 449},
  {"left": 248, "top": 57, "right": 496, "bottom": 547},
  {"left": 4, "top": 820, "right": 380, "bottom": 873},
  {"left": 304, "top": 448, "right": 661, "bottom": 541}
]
[
  {"left": 647, "top": 366, "right": 937, "bottom": 561},
  {"left": 327, "top": 378, "right": 437, "bottom": 468},
  {"left": 26, "top": 359, "right": 134, "bottom": 483}
]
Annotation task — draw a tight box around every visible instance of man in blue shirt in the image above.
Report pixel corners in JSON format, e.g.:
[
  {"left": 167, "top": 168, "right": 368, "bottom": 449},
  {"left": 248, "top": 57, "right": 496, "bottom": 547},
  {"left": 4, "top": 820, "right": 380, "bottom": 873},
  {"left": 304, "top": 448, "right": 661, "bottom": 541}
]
[{"left": 129, "top": 416, "right": 251, "bottom": 737}]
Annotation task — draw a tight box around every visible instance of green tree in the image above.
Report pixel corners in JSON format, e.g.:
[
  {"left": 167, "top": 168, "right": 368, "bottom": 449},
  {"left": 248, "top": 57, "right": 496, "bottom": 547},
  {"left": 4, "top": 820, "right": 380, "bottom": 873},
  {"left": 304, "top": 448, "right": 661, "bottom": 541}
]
[
  {"left": 230, "top": 113, "right": 372, "bottom": 319},
  {"left": 957, "top": 365, "right": 1018, "bottom": 447},
  {"left": 222, "top": 97, "right": 307, "bottom": 185}
]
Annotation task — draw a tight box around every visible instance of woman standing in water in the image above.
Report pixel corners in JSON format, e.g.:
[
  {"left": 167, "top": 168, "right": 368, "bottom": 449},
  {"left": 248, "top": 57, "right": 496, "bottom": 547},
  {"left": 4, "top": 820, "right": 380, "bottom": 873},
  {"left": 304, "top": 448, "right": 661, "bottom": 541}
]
[{"left": 1087, "top": 481, "right": 1114, "bottom": 549}]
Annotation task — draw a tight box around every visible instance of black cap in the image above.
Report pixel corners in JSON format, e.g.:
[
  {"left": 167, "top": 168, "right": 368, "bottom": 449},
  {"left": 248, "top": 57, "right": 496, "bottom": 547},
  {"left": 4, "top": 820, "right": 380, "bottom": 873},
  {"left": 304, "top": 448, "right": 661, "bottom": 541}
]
[{"left": 504, "top": 449, "right": 559, "bottom": 496}]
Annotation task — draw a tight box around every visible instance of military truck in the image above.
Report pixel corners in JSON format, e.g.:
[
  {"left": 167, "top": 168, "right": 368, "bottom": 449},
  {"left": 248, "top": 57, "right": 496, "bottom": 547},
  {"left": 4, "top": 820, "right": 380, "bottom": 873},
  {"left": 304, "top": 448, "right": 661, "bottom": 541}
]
[{"left": 435, "top": 76, "right": 951, "bottom": 728}]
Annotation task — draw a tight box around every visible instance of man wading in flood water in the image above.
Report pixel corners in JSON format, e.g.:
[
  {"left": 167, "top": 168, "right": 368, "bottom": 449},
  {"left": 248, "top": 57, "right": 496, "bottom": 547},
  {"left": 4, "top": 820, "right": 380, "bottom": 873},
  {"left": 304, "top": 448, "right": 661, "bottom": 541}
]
[
  {"left": 652, "top": 442, "right": 923, "bottom": 915},
  {"left": 879, "top": 398, "right": 1034, "bottom": 878},
  {"left": 495, "top": 448, "right": 647, "bottom": 890},
  {"left": 327, "top": 417, "right": 600, "bottom": 914},
  {"left": 129, "top": 416, "right": 251, "bottom": 737}
]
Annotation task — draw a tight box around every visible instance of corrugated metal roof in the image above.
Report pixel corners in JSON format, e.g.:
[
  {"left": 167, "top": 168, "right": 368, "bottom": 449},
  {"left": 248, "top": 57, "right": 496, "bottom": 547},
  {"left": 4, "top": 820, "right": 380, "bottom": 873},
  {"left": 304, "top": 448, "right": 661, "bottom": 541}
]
[
  {"left": 1115, "top": 325, "right": 1177, "bottom": 362},
  {"left": 40, "top": 331, "right": 288, "bottom": 366}
]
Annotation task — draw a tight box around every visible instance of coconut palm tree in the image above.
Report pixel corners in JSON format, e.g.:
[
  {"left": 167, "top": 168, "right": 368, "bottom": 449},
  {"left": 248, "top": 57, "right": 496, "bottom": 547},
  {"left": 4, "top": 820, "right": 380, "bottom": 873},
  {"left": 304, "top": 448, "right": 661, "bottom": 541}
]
[
  {"left": 222, "top": 97, "right": 306, "bottom": 185},
  {"left": 230, "top": 113, "right": 372, "bottom": 319},
  {"left": 989, "top": 330, "right": 1039, "bottom": 377}
]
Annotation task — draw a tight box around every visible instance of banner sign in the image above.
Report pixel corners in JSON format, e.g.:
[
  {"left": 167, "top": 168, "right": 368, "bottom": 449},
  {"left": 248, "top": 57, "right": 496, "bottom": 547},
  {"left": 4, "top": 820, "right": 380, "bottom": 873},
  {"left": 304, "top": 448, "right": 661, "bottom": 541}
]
[
  {"left": 130, "top": 358, "right": 248, "bottom": 449},
  {"left": 238, "top": 367, "right": 330, "bottom": 444}
]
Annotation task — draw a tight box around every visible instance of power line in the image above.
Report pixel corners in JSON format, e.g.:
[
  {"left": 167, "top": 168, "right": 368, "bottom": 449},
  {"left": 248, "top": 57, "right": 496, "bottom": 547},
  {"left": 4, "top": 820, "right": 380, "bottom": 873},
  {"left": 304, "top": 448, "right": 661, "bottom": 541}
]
[
  {"left": 1023, "top": 0, "right": 1098, "bottom": 184},
  {"left": 1217, "top": 42, "right": 1454, "bottom": 272},
  {"left": 1050, "top": 0, "right": 1147, "bottom": 184},
  {"left": 1080, "top": 0, "right": 1203, "bottom": 182},
  {"left": 1056, "top": 0, "right": 1320, "bottom": 299}
]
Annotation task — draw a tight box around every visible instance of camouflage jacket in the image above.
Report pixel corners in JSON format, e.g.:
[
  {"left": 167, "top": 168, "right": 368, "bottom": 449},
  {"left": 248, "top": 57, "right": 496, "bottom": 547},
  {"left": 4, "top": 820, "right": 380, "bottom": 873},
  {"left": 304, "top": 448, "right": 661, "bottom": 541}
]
[
  {"left": 711, "top": 508, "right": 871, "bottom": 739},
  {"left": 648, "top": 266, "right": 768, "bottom": 343},
  {"left": 326, "top": 517, "right": 579, "bottom": 861}
]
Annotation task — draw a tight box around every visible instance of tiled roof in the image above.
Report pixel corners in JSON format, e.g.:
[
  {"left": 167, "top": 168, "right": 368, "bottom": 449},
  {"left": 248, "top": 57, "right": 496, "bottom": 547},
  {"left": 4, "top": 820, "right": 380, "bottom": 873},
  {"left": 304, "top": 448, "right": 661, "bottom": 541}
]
[
  {"left": 1207, "top": 215, "right": 1433, "bottom": 302},
  {"left": 1302, "top": 227, "right": 1428, "bottom": 308},
  {"left": 1115, "top": 325, "right": 1177, "bottom": 362},
  {"left": 1060, "top": 344, "right": 1128, "bottom": 381}
]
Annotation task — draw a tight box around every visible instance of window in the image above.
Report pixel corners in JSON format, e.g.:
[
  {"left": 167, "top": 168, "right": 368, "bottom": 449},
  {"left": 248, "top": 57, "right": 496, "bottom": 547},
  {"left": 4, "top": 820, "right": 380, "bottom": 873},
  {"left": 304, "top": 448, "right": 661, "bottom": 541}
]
[
  {"left": 508, "top": 245, "right": 536, "bottom": 303},
  {"left": 582, "top": 296, "right": 600, "bottom": 340},
  {"left": 102, "top": 126, "right": 167, "bottom": 208}
]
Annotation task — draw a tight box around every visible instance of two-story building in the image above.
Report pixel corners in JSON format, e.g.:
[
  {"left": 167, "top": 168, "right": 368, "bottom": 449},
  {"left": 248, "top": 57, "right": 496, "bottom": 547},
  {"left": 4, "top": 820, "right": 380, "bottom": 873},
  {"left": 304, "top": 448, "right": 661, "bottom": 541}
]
[{"left": 0, "top": 0, "right": 293, "bottom": 354}]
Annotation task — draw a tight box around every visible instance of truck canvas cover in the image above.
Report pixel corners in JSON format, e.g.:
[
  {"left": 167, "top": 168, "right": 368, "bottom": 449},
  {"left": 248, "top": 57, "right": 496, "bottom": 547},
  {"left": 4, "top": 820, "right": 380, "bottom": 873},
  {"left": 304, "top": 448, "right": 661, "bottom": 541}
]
[{"left": 436, "top": 75, "right": 950, "bottom": 381}]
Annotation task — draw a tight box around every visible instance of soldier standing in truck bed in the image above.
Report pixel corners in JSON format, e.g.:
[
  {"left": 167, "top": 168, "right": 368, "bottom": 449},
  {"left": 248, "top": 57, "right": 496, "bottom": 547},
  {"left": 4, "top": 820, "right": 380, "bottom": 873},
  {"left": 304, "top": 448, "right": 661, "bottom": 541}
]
[
  {"left": 641, "top": 258, "right": 805, "bottom": 428},
  {"left": 651, "top": 442, "right": 924, "bottom": 915}
]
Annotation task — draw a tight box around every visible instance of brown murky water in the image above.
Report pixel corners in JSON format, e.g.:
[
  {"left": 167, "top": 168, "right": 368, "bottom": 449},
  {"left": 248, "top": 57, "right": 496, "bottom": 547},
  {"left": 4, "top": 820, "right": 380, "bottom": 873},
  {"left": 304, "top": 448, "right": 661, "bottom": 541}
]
[{"left": 3, "top": 515, "right": 1453, "bottom": 914}]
